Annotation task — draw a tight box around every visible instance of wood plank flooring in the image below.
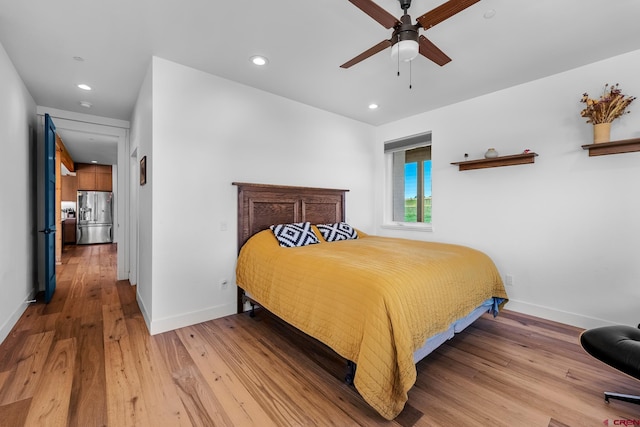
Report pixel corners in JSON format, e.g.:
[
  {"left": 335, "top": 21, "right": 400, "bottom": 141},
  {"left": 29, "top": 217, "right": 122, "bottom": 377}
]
[{"left": 0, "top": 243, "right": 639, "bottom": 426}]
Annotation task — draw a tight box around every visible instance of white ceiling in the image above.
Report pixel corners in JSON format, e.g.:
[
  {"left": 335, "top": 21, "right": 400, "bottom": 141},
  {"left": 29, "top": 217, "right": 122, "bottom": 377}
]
[
  {"left": 1, "top": 0, "right": 640, "bottom": 163},
  {"left": 57, "top": 128, "right": 119, "bottom": 167}
]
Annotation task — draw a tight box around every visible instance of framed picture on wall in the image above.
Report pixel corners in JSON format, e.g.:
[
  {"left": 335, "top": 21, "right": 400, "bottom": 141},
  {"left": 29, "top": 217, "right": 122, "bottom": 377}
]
[{"left": 140, "top": 156, "right": 147, "bottom": 185}]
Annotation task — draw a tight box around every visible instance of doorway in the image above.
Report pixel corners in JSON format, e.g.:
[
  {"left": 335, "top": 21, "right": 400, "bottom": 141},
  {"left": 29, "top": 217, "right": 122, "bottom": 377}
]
[
  {"left": 37, "top": 108, "right": 131, "bottom": 290},
  {"left": 37, "top": 107, "right": 130, "bottom": 296}
]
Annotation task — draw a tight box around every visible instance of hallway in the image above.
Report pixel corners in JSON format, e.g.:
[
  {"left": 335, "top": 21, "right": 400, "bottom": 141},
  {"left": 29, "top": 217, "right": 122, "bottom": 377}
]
[{"left": 0, "top": 244, "right": 131, "bottom": 426}]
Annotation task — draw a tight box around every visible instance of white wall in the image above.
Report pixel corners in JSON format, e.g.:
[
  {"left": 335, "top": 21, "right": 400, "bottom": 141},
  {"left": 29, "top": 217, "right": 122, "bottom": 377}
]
[
  {"left": 136, "top": 57, "right": 376, "bottom": 334},
  {"left": 376, "top": 49, "right": 640, "bottom": 329},
  {"left": 0, "top": 41, "right": 37, "bottom": 343},
  {"left": 130, "top": 62, "right": 153, "bottom": 325}
]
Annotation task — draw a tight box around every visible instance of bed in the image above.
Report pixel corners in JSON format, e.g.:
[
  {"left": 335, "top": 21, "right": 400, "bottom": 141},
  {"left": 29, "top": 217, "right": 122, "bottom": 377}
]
[{"left": 233, "top": 182, "right": 508, "bottom": 420}]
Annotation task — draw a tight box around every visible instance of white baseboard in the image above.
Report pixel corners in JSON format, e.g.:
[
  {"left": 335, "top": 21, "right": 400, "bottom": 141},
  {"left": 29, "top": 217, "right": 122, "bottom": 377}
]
[
  {"left": 136, "top": 292, "right": 152, "bottom": 334},
  {"left": 504, "top": 299, "right": 618, "bottom": 330},
  {"left": 0, "top": 292, "right": 35, "bottom": 345},
  {"left": 147, "top": 303, "right": 236, "bottom": 335}
]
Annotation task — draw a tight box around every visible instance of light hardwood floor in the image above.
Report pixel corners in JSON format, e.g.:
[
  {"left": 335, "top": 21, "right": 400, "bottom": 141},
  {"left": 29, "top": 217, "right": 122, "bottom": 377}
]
[{"left": 0, "top": 243, "right": 638, "bottom": 426}]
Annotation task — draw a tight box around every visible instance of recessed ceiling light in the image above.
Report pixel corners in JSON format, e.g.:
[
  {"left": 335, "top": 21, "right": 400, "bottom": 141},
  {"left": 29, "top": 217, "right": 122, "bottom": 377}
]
[
  {"left": 368, "top": 103, "right": 379, "bottom": 110},
  {"left": 483, "top": 9, "right": 496, "bottom": 19},
  {"left": 90, "top": 160, "right": 98, "bottom": 164},
  {"left": 77, "top": 83, "right": 92, "bottom": 91},
  {"left": 250, "top": 55, "right": 269, "bottom": 66},
  {"left": 79, "top": 101, "right": 92, "bottom": 108}
]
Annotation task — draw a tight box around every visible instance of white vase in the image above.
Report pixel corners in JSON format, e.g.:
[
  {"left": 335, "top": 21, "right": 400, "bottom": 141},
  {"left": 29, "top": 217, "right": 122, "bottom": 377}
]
[{"left": 484, "top": 148, "right": 499, "bottom": 159}]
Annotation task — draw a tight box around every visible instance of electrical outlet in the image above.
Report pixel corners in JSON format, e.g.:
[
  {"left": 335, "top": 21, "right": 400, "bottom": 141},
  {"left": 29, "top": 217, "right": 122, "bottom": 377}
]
[
  {"left": 219, "top": 278, "right": 228, "bottom": 290},
  {"left": 505, "top": 274, "right": 514, "bottom": 287}
]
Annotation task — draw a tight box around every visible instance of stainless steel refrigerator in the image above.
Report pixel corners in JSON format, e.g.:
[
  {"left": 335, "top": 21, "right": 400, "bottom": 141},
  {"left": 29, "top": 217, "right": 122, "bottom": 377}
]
[{"left": 76, "top": 191, "right": 113, "bottom": 244}]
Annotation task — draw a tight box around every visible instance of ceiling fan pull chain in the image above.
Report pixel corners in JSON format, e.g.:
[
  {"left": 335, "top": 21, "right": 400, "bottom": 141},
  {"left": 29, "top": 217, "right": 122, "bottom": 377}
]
[
  {"left": 409, "top": 60, "right": 412, "bottom": 89},
  {"left": 397, "top": 36, "right": 401, "bottom": 77}
]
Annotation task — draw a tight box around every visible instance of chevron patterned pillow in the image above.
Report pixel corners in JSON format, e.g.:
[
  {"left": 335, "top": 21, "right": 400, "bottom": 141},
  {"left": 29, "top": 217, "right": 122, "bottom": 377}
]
[
  {"left": 316, "top": 222, "right": 358, "bottom": 242},
  {"left": 270, "top": 222, "right": 320, "bottom": 248}
]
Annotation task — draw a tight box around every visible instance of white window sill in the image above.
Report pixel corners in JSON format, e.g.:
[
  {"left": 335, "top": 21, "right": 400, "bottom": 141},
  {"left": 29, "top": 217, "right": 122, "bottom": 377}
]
[{"left": 381, "top": 222, "right": 433, "bottom": 232}]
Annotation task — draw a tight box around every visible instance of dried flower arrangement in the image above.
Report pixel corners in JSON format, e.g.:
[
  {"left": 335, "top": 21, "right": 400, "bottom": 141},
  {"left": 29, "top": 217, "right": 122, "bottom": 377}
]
[{"left": 580, "top": 83, "right": 636, "bottom": 124}]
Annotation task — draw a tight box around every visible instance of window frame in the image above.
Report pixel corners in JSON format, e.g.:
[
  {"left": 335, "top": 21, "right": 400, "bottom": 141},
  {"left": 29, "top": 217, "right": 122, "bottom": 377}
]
[{"left": 382, "top": 132, "right": 434, "bottom": 232}]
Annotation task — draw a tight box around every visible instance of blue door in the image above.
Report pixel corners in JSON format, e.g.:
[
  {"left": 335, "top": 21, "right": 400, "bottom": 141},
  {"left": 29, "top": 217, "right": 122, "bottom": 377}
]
[{"left": 43, "top": 114, "right": 56, "bottom": 303}]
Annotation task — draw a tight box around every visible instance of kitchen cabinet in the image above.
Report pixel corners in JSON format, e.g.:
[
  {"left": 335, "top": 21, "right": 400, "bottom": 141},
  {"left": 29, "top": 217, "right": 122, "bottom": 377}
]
[
  {"left": 95, "top": 165, "right": 112, "bottom": 191},
  {"left": 76, "top": 163, "right": 112, "bottom": 191},
  {"left": 77, "top": 164, "right": 95, "bottom": 190},
  {"left": 62, "top": 218, "right": 76, "bottom": 245},
  {"left": 61, "top": 175, "right": 78, "bottom": 201}
]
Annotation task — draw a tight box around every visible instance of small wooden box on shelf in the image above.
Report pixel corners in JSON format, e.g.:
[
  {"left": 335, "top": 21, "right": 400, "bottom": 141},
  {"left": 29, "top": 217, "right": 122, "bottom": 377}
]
[
  {"left": 581, "top": 137, "right": 640, "bottom": 156},
  {"left": 451, "top": 152, "right": 538, "bottom": 171}
]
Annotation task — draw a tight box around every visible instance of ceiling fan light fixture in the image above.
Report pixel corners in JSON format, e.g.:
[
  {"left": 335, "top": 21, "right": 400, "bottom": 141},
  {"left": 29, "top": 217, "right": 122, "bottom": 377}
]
[{"left": 390, "top": 39, "right": 419, "bottom": 62}]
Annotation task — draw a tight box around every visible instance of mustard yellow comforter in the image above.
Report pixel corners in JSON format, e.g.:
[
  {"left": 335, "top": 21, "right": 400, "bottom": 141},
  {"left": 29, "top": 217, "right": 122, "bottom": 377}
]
[{"left": 236, "top": 230, "right": 507, "bottom": 420}]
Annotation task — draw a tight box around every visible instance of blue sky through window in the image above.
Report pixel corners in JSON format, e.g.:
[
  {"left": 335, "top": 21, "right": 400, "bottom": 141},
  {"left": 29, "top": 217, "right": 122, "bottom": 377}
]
[{"left": 404, "top": 161, "right": 432, "bottom": 198}]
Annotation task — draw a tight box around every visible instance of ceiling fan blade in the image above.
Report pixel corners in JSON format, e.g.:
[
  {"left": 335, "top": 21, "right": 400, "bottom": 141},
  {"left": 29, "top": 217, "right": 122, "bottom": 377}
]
[
  {"left": 340, "top": 39, "right": 393, "bottom": 68},
  {"left": 348, "top": 0, "right": 400, "bottom": 29},
  {"left": 418, "top": 35, "right": 451, "bottom": 66},
  {"left": 415, "top": 0, "right": 480, "bottom": 29}
]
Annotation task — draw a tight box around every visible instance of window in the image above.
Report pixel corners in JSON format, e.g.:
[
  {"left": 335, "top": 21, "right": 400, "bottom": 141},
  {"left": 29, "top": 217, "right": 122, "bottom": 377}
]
[{"left": 385, "top": 132, "right": 432, "bottom": 226}]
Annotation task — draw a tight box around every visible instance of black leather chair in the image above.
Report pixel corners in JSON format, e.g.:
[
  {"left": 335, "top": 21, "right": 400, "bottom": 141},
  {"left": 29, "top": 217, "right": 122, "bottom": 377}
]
[{"left": 580, "top": 324, "right": 640, "bottom": 405}]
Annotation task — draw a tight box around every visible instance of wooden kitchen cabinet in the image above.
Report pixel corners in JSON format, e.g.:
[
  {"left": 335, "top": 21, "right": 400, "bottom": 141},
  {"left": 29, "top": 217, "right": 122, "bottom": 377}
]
[
  {"left": 63, "top": 219, "right": 76, "bottom": 245},
  {"left": 61, "top": 175, "right": 78, "bottom": 201},
  {"left": 77, "top": 163, "right": 96, "bottom": 190},
  {"left": 95, "top": 165, "right": 112, "bottom": 191},
  {"left": 76, "top": 163, "right": 112, "bottom": 191}
]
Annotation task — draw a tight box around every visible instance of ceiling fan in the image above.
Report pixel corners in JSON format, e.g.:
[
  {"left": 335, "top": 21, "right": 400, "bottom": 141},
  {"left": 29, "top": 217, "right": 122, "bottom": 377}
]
[{"left": 340, "top": 0, "right": 480, "bottom": 69}]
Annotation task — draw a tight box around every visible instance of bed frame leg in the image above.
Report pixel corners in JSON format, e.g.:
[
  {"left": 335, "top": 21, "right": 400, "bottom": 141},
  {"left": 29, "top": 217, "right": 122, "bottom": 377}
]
[
  {"left": 249, "top": 302, "right": 256, "bottom": 318},
  {"left": 345, "top": 361, "right": 356, "bottom": 385}
]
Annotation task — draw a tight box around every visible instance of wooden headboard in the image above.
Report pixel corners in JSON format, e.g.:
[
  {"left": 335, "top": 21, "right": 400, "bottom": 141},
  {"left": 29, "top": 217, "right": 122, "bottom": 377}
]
[
  {"left": 232, "top": 182, "right": 349, "bottom": 251},
  {"left": 232, "top": 182, "right": 349, "bottom": 312}
]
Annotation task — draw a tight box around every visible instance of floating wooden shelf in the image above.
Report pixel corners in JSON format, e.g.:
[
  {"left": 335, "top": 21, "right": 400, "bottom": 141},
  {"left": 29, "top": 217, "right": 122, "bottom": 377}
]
[
  {"left": 451, "top": 152, "right": 538, "bottom": 171},
  {"left": 581, "top": 138, "right": 640, "bottom": 156}
]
